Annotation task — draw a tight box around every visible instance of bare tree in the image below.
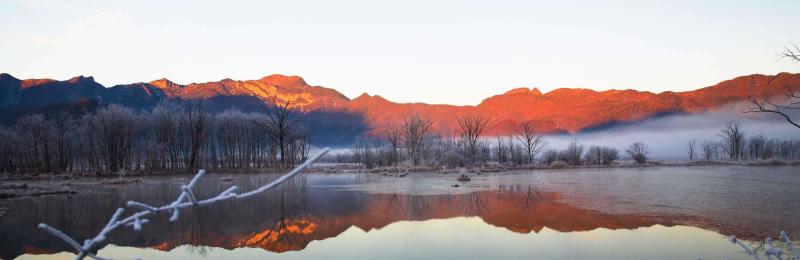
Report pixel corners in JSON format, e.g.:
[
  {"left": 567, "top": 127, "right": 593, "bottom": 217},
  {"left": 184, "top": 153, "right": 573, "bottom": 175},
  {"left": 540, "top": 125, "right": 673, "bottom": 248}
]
[
  {"left": 744, "top": 45, "right": 800, "bottom": 129},
  {"left": 626, "top": 142, "right": 649, "bottom": 164},
  {"left": 14, "top": 115, "right": 52, "bottom": 173},
  {"left": 479, "top": 139, "right": 491, "bottom": 163},
  {"left": 584, "top": 145, "right": 618, "bottom": 165},
  {"left": 600, "top": 147, "right": 619, "bottom": 165},
  {"left": 781, "top": 44, "right": 800, "bottom": 63},
  {"left": 508, "top": 139, "right": 525, "bottom": 165},
  {"left": 583, "top": 146, "right": 603, "bottom": 165},
  {"left": 254, "top": 98, "right": 303, "bottom": 168},
  {"left": 180, "top": 101, "right": 208, "bottom": 172},
  {"left": 402, "top": 113, "right": 432, "bottom": 166},
  {"left": 745, "top": 135, "right": 767, "bottom": 160},
  {"left": 515, "top": 121, "right": 546, "bottom": 164},
  {"left": 211, "top": 109, "right": 280, "bottom": 170},
  {"left": 719, "top": 121, "right": 745, "bottom": 160},
  {"left": 91, "top": 105, "right": 137, "bottom": 173},
  {"left": 385, "top": 124, "right": 403, "bottom": 166},
  {"left": 495, "top": 136, "right": 509, "bottom": 164},
  {"left": 151, "top": 103, "right": 179, "bottom": 171},
  {"left": 457, "top": 114, "right": 489, "bottom": 161},
  {"left": 687, "top": 140, "right": 697, "bottom": 161},
  {"left": 351, "top": 135, "right": 380, "bottom": 169},
  {"left": 561, "top": 139, "right": 585, "bottom": 165},
  {"left": 745, "top": 90, "right": 799, "bottom": 129},
  {"left": 701, "top": 141, "right": 716, "bottom": 160},
  {"left": 296, "top": 133, "right": 311, "bottom": 162}
]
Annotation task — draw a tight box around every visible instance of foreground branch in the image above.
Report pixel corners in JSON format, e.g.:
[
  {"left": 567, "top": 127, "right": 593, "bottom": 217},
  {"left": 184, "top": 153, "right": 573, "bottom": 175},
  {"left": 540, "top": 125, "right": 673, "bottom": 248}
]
[
  {"left": 728, "top": 231, "right": 799, "bottom": 260},
  {"left": 782, "top": 44, "right": 800, "bottom": 63},
  {"left": 745, "top": 95, "right": 800, "bottom": 129},
  {"left": 38, "top": 148, "right": 330, "bottom": 260}
]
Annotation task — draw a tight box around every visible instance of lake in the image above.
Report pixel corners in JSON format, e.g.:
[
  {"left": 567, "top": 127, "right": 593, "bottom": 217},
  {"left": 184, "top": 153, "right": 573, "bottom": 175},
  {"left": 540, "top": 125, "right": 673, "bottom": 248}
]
[{"left": 1, "top": 165, "right": 798, "bottom": 259}]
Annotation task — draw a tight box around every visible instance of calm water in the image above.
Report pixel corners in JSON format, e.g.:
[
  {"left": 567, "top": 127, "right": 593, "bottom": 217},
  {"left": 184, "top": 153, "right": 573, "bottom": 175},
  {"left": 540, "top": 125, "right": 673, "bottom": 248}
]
[{"left": 1, "top": 165, "right": 798, "bottom": 259}]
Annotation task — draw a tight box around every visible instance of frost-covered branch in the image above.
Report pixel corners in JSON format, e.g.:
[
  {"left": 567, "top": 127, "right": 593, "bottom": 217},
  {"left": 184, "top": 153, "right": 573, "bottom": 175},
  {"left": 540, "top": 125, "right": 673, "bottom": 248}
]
[
  {"left": 38, "top": 148, "right": 330, "bottom": 260},
  {"left": 728, "top": 231, "right": 799, "bottom": 260}
]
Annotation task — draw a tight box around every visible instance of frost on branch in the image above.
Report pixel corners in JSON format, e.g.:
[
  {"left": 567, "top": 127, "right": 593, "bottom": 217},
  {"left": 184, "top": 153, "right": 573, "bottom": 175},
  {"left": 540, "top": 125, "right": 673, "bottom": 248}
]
[
  {"left": 38, "top": 148, "right": 330, "bottom": 260},
  {"left": 728, "top": 231, "right": 799, "bottom": 260}
]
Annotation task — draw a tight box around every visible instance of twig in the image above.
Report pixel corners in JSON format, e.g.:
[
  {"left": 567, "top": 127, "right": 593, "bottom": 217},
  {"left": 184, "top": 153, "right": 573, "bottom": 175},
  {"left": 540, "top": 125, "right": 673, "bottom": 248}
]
[
  {"left": 730, "top": 235, "right": 762, "bottom": 260},
  {"left": 729, "top": 231, "right": 799, "bottom": 260},
  {"left": 765, "top": 237, "right": 784, "bottom": 260},
  {"left": 38, "top": 148, "right": 330, "bottom": 260},
  {"left": 782, "top": 231, "right": 800, "bottom": 260}
]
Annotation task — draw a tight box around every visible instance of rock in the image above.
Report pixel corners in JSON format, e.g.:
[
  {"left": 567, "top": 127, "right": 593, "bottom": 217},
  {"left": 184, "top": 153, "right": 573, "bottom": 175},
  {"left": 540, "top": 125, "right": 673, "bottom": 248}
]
[{"left": 452, "top": 184, "right": 460, "bottom": 187}]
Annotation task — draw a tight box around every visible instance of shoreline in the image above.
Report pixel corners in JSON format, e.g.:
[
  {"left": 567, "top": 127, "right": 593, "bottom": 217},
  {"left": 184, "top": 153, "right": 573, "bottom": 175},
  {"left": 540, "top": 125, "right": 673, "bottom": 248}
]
[
  {"left": 326, "top": 158, "right": 800, "bottom": 174},
  {"left": 0, "top": 160, "right": 797, "bottom": 200}
]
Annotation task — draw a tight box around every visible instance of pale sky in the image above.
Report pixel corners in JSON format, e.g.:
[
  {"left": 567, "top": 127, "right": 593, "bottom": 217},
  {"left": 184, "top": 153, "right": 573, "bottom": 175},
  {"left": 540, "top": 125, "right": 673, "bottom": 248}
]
[{"left": 1, "top": 0, "right": 798, "bottom": 105}]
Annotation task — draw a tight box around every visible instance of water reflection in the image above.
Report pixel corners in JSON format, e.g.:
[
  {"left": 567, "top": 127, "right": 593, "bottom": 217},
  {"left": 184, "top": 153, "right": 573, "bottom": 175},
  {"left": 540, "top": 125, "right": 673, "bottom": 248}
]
[{"left": 0, "top": 171, "right": 795, "bottom": 259}]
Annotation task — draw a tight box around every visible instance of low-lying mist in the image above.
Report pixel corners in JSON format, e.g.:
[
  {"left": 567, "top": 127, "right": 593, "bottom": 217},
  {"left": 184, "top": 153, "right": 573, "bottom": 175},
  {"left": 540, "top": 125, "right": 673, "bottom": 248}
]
[
  {"left": 326, "top": 102, "right": 799, "bottom": 161},
  {"left": 545, "top": 103, "right": 799, "bottom": 160}
]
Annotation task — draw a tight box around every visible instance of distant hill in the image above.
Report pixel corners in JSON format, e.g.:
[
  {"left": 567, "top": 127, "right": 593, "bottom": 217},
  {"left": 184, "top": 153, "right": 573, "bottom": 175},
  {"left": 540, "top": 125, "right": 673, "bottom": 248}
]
[{"left": 2, "top": 72, "right": 798, "bottom": 139}]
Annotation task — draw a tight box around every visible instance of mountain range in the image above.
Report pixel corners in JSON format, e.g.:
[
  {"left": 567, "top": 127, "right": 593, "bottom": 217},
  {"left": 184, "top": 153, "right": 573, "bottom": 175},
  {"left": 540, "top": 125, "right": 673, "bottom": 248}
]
[{"left": 1, "top": 72, "right": 799, "bottom": 139}]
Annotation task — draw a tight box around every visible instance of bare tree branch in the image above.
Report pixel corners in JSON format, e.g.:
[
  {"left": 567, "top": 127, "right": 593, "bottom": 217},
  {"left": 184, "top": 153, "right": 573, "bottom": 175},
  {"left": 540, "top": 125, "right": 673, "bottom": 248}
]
[
  {"left": 781, "top": 44, "right": 800, "bottom": 63},
  {"left": 515, "top": 121, "right": 546, "bottom": 164},
  {"left": 745, "top": 95, "right": 800, "bottom": 129},
  {"left": 744, "top": 45, "right": 800, "bottom": 129},
  {"left": 402, "top": 113, "right": 432, "bottom": 166},
  {"left": 253, "top": 97, "right": 304, "bottom": 167},
  {"left": 457, "top": 114, "right": 490, "bottom": 162}
]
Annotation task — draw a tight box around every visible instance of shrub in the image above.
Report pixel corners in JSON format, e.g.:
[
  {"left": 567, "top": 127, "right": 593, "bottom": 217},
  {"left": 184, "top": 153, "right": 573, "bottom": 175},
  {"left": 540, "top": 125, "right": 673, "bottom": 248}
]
[
  {"left": 626, "top": 142, "right": 649, "bottom": 164},
  {"left": 549, "top": 160, "right": 568, "bottom": 169},
  {"left": 600, "top": 147, "right": 619, "bottom": 165}
]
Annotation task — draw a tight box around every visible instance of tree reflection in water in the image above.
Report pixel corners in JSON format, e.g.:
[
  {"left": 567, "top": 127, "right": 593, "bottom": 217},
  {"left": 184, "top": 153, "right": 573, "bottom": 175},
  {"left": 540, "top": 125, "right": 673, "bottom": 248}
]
[
  {"left": 459, "top": 192, "right": 488, "bottom": 216},
  {"left": 243, "top": 178, "right": 310, "bottom": 251},
  {"left": 183, "top": 244, "right": 212, "bottom": 257},
  {"left": 0, "top": 173, "right": 790, "bottom": 259}
]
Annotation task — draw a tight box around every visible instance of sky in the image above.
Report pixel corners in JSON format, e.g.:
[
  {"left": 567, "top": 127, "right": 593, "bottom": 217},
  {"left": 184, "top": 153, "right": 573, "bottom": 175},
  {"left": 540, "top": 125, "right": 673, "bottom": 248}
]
[{"left": 1, "top": 0, "right": 799, "bottom": 105}]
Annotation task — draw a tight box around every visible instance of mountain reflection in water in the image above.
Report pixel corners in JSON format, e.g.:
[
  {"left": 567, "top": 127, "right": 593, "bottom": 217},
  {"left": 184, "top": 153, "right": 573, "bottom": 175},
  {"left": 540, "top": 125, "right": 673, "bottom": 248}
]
[{"left": 0, "top": 169, "right": 797, "bottom": 259}]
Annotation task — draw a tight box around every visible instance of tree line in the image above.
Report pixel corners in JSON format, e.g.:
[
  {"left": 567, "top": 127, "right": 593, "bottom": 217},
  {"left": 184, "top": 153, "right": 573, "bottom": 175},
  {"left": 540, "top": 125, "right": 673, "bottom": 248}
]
[
  {"left": 339, "top": 113, "right": 656, "bottom": 168},
  {"left": 342, "top": 114, "right": 800, "bottom": 169},
  {"left": 0, "top": 101, "right": 310, "bottom": 175},
  {"left": 686, "top": 121, "right": 800, "bottom": 161},
  {"left": 3, "top": 105, "right": 798, "bottom": 175}
]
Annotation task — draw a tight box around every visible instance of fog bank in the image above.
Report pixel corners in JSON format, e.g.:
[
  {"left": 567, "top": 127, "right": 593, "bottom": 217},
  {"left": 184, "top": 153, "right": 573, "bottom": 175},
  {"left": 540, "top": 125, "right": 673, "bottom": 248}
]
[{"left": 545, "top": 103, "right": 799, "bottom": 160}]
